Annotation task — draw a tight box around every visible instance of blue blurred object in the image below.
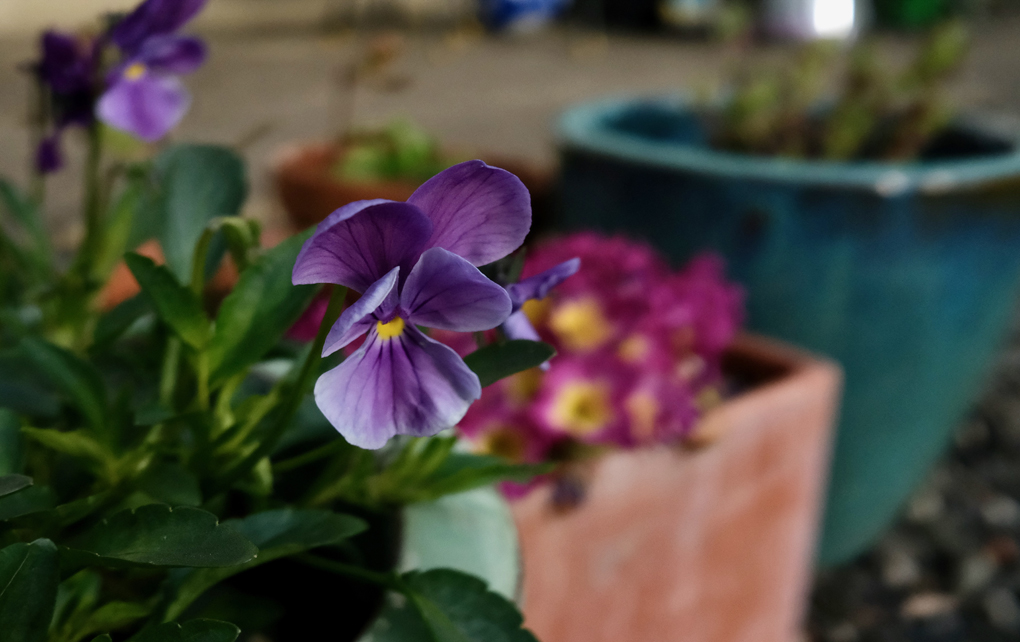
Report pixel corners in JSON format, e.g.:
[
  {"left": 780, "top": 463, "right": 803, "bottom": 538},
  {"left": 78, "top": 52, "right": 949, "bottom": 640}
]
[
  {"left": 478, "top": 0, "right": 572, "bottom": 32},
  {"left": 556, "top": 96, "right": 1020, "bottom": 566}
]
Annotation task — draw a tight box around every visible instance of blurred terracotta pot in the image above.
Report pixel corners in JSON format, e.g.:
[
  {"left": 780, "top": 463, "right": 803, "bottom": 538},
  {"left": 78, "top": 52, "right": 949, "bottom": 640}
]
[
  {"left": 272, "top": 142, "right": 558, "bottom": 233},
  {"left": 100, "top": 229, "right": 290, "bottom": 311},
  {"left": 512, "top": 333, "right": 842, "bottom": 642}
]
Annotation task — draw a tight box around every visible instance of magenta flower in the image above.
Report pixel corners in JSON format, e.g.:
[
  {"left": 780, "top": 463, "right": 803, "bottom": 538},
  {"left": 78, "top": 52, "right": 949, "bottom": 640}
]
[
  {"left": 97, "top": 0, "right": 207, "bottom": 142},
  {"left": 292, "top": 161, "right": 531, "bottom": 449}
]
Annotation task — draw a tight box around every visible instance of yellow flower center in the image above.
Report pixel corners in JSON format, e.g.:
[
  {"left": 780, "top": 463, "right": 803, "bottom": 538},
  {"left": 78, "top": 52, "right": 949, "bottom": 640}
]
[
  {"left": 548, "top": 380, "right": 614, "bottom": 436},
  {"left": 479, "top": 426, "right": 527, "bottom": 462},
  {"left": 505, "top": 368, "right": 542, "bottom": 406},
  {"left": 548, "top": 298, "right": 613, "bottom": 352},
  {"left": 123, "top": 62, "right": 147, "bottom": 80},
  {"left": 376, "top": 317, "right": 405, "bottom": 340}
]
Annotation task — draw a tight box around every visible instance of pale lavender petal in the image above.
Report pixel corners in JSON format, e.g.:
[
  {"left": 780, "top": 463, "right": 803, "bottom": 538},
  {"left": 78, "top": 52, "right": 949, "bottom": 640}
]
[
  {"left": 292, "top": 201, "right": 432, "bottom": 292},
  {"left": 408, "top": 160, "right": 531, "bottom": 267},
  {"left": 314, "top": 325, "right": 481, "bottom": 449},
  {"left": 402, "top": 247, "right": 511, "bottom": 332},
  {"left": 96, "top": 74, "right": 189, "bottom": 142},
  {"left": 137, "top": 35, "right": 206, "bottom": 74},
  {"left": 322, "top": 268, "right": 398, "bottom": 357},
  {"left": 112, "top": 0, "right": 208, "bottom": 54},
  {"left": 502, "top": 311, "right": 541, "bottom": 342},
  {"left": 507, "top": 258, "right": 581, "bottom": 311}
]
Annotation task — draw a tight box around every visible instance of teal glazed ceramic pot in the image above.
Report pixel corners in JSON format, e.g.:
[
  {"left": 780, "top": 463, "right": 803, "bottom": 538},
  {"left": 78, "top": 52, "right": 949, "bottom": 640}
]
[{"left": 556, "top": 96, "right": 1020, "bottom": 565}]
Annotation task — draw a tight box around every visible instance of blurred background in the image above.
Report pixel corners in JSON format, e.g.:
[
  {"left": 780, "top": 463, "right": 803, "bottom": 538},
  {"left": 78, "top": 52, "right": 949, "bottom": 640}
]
[{"left": 5, "top": 0, "right": 1020, "bottom": 640}]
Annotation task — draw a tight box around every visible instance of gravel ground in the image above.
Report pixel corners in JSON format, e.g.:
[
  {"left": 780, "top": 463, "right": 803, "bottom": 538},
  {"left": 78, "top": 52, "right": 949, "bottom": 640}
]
[{"left": 809, "top": 325, "right": 1020, "bottom": 642}]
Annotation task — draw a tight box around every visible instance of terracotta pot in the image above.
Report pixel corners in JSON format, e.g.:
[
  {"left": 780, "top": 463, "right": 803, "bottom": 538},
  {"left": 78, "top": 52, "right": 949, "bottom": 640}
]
[
  {"left": 99, "top": 228, "right": 290, "bottom": 311},
  {"left": 272, "top": 142, "right": 559, "bottom": 235},
  {"left": 512, "top": 333, "right": 842, "bottom": 642}
]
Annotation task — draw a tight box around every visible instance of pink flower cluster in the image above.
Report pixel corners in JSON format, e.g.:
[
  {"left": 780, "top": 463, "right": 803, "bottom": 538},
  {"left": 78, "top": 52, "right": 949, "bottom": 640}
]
[{"left": 435, "top": 232, "right": 745, "bottom": 480}]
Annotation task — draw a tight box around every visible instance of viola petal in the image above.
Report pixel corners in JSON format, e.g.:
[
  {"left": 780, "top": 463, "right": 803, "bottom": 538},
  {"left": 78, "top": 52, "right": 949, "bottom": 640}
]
[
  {"left": 314, "top": 325, "right": 481, "bottom": 449},
  {"left": 96, "top": 74, "right": 190, "bottom": 142},
  {"left": 137, "top": 35, "right": 206, "bottom": 74},
  {"left": 402, "top": 247, "right": 511, "bottom": 332},
  {"left": 322, "top": 267, "right": 399, "bottom": 357},
  {"left": 292, "top": 201, "right": 432, "bottom": 293},
  {"left": 506, "top": 258, "right": 580, "bottom": 311},
  {"left": 408, "top": 160, "right": 531, "bottom": 267},
  {"left": 502, "top": 311, "right": 541, "bottom": 342},
  {"left": 112, "top": 0, "right": 208, "bottom": 54}
]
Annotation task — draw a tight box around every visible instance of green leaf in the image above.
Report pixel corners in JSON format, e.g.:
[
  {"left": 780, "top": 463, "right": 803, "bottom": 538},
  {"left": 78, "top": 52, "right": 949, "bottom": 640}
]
[
  {"left": 207, "top": 232, "right": 318, "bottom": 386},
  {"left": 22, "top": 427, "right": 110, "bottom": 472},
  {"left": 93, "top": 294, "right": 153, "bottom": 347},
  {"left": 138, "top": 461, "right": 202, "bottom": 506},
  {"left": 364, "top": 569, "right": 538, "bottom": 642},
  {"left": 18, "top": 337, "right": 109, "bottom": 433},
  {"left": 79, "top": 601, "right": 152, "bottom": 639},
  {"left": 0, "top": 177, "right": 52, "bottom": 266},
  {"left": 91, "top": 636, "right": 113, "bottom": 642},
  {"left": 387, "top": 454, "right": 549, "bottom": 503},
  {"left": 129, "top": 619, "right": 240, "bottom": 642},
  {"left": 66, "top": 505, "right": 257, "bottom": 568},
  {"left": 153, "top": 145, "right": 247, "bottom": 281},
  {"left": 0, "top": 474, "right": 31, "bottom": 497},
  {"left": 0, "top": 409, "right": 24, "bottom": 474},
  {"left": 0, "top": 539, "right": 59, "bottom": 642},
  {"left": 95, "top": 170, "right": 148, "bottom": 278},
  {"left": 162, "top": 509, "right": 365, "bottom": 620},
  {"left": 0, "top": 379, "right": 59, "bottom": 420},
  {"left": 125, "top": 253, "right": 210, "bottom": 349},
  {"left": 464, "top": 341, "right": 555, "bottom": 388},
  {"left": 0, "top": 485, "right": 57, "bottom": 520}
]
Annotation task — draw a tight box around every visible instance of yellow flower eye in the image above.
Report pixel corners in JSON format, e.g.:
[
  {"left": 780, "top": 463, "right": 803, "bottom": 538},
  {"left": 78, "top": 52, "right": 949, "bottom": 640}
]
[
  {"left": 548, "top": 298, "right": 613, "bottom": 352},
  {"left": 376, "top": 317, "right": 405, "bottom": 340},
  {"left": 123, "top": 62, "right": 147, "bottom": 80},
  {"left": 548, "top": 380, "right": 614, "bottom": 436}
]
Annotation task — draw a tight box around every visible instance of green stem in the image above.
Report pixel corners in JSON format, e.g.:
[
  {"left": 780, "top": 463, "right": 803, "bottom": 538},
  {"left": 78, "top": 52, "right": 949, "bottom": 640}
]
[
  {"left": 293, "top": 553, "right": 400, "bottom": 589},
  {"left": 159, "top": 338, "right": 182, "bottom": 406},
  {"left": 29, "top": 78, "right": 48, "bottom": 207},
  {"left": 77, "top": 123, "right": 104, "bottom": 279},
  {"left": 214, "top": 286, "right": 346, "bottom": 491},
  {"left": 273, "top": 439, "right": 348, "bottom": 473},
  {"left": 189, "top": 226, "right": 216, "bottom": 296}
]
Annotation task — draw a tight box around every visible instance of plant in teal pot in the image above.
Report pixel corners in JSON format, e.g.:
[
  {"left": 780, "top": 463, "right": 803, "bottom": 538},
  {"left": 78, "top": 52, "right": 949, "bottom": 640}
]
[{"left": 554, "top": 23, "right": 1020, "bottom": 565}]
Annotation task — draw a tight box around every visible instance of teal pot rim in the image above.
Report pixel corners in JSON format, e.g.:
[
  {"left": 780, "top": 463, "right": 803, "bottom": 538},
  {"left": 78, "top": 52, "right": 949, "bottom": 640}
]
[{"left": 557, "top": 95, "right": 1020, "bottom": 195}]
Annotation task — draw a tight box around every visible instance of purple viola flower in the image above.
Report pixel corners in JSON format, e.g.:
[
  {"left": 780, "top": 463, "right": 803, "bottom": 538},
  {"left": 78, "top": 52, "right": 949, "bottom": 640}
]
[
  {"left": 97, "top": 34, "right": 205, "bottom": 142},
  {"left": 502, "top": 258, "right": 580, "bottom": 342},
  {"left": 293, "top": 161, "right": 532, "bottom": 449},
  {"left": 35, "top": 31, "right": 98, "bottom": 173},
  {"left": 98, "top": 0, "right": 208, "bottom": 142}
]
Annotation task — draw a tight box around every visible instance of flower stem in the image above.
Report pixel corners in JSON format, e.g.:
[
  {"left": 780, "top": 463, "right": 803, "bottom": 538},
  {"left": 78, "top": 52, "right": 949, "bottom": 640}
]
[
  {"left": 272, "top": 438, "right": 348, "bottom": 473},
  {"left": 159, "top": 338, "right": 182, "bottom": 406},
  {"left": 78, "top": 123, "right": 104, "bottom": 278},
  {"left": 213, "top": 286, "right": 346, "bottom": 492},
  {"left": 293, "top": 553, "right": 400, "bottom": 590}
]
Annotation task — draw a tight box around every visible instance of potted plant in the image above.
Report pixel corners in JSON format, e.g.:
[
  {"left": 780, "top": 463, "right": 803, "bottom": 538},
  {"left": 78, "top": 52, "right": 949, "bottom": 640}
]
[
  {"left": 272, "top": 35, "right": 557, "bottom": 233},
  {"left": 428, "top": 233, "right": 843, "bottom": 642},
  {"left": 0, "top": 2, "right": 562, "bottom": 640},
  {"left": 553, "top": 23, "right": 1020, "bottom": 565}
]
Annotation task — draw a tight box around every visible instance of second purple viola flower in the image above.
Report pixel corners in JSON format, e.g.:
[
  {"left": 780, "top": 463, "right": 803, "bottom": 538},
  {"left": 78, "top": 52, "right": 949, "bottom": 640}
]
[
  {"left": 293, "top": 160, "right": 532, "bottom": 449},
  {"left": 97, "top": 0, "right": 208, "bottom": 142}
]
